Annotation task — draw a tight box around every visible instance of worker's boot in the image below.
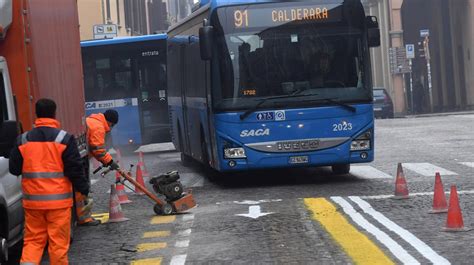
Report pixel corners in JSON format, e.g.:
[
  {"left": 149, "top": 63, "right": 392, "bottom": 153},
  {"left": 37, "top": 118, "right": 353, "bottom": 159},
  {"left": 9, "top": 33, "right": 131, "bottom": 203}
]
[{"left": 78, "top": 217, "right": 101, "bottom": 226}]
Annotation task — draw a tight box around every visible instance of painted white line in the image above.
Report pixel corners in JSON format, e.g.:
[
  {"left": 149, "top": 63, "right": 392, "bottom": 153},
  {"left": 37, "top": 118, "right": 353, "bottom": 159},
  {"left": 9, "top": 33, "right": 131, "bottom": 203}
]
[
  {"left": 350, "top": 166, "right": 392, "bottom": 179},
  {"left": 359, "top": 190, "right": 474, "bottom": 200},
  {"left": 170, "top": 254, "right": 187, "bottom": 265},
  {"left": 403, "top": 163, "right": 457, "bottom": 176},
  {"left": 182, "top": 214, "right": 194, "bottom": 221},
  {"left": 91, "top": 179, "right": 99, "bottom": 185},
  {"left": 459, "top": 162, "right": 474, "bottom": 168},
  {"left": 178, "top": 229, "right": 192, "bottom": 237},
  {"left": 231, "top": 199, "right": 283, "bottom": 205},
  {"left": 331, "top": 197, "right": 419, "bottom": 265},
  {"left": 175, "top": 240, "right": 190, "bottom": 248},
  {"left": 349, "top": 196, "right": 450, "bottom": 265}
]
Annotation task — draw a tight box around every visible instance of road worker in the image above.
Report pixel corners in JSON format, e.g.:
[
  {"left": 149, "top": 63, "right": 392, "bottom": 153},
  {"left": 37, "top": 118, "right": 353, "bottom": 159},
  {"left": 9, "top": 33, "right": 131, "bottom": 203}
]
[
  {"left": 9, "top": 98, "right": 89, "bottom": 265},
  {"left": 75, "top": 109, "right": 120, "bottom": 226}
]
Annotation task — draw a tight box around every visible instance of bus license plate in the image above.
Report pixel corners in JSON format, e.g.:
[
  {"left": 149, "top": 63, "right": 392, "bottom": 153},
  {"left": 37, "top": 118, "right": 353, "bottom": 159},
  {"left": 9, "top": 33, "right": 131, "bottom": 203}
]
[{"left": 289, "top": 156, "right": 309, "bottom": 164}]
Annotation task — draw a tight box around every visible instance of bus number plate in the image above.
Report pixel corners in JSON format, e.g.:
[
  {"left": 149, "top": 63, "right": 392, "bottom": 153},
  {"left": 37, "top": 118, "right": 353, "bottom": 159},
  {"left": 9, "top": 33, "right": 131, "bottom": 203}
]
[{"left": 289, "top": 156, "right": 309, "bottom": 164}]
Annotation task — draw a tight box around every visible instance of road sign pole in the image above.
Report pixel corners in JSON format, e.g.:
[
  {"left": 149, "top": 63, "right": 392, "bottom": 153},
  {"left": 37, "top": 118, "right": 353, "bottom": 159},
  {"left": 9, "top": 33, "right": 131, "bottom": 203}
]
[
  {"left": 409, "top": 59, "right": 414, "bottom": 113},
  {"left": 424, "top": 36, "right": 433, "bottom": 113}
]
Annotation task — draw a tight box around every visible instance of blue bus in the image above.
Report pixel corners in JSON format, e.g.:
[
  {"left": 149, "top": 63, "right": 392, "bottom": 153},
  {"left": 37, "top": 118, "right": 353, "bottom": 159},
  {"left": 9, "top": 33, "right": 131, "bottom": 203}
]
[
  {"left": 167, "top": 0, "right": 380, "bottom": 173},
  {"left": 81, "top": 34, "right": 170, "bottom": 146}
]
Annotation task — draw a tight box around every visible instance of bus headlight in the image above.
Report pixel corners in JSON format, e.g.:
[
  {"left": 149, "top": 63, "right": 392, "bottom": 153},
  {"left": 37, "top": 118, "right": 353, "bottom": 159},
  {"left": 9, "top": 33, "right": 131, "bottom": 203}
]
[
  {"left": 351, "top": 140, "right": 371, "bottom": 151},
  {"left": 224, "top": 148, "right": 246, "bottom": 159}
]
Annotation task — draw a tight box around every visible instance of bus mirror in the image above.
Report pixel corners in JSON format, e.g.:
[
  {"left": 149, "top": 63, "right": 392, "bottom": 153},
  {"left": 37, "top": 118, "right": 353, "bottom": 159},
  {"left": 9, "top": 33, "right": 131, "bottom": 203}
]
[
  {"left": 0, "top": 120, "right": 20, "bottom": 158},
  {"left": 199, "top": 26, "right": 214, "bottom": 60},
  {"left": 366, "top": 16, "right": 380, "bottom": 48}
]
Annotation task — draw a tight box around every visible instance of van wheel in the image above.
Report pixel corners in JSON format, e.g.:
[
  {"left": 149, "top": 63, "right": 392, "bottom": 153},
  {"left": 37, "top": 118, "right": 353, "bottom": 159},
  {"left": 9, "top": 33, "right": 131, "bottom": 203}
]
[{"left": 332, "top": 164, "right": 350, "bottom": 175}]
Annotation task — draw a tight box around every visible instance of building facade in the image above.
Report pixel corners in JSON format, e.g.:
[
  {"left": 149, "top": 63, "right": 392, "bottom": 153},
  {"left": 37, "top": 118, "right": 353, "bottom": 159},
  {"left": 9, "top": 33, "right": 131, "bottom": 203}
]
[
  {"left": 366, "top": 0, "right": 474, "bottom": 115},
  {"left": 78, "top": 0, "right": 168, "bottom": 41}
]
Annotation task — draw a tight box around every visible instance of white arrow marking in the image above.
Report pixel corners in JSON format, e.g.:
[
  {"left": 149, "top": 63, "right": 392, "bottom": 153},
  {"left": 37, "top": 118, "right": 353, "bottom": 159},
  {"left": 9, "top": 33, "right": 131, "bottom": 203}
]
[{"left": 236, "top": 206, "right": 274, "bottom": 219}]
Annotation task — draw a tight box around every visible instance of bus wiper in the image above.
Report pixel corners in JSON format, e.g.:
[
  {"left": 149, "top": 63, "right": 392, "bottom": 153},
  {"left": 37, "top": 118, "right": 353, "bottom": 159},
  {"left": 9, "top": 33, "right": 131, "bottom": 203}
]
[
  {"left": 317, "top": 98, "right": 356, "bottom": 113},
  {"left": 239, "top": 91, "right": 317, "bottom": 120}
]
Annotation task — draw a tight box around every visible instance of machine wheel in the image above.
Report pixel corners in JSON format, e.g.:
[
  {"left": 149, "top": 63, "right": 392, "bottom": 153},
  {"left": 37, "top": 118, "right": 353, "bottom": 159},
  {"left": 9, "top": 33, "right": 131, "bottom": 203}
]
[
  {"left": 332, "top": 164, "right": 350, "bottom": 175},
  {"left": 0, "top": 237, "right": 7, "bottom": 262},
  {"left": 162, "top": 203, "right": 174, "bottom": 215},
  {"left": 153, "top": 204, "right": 163, "bottom": 215}
]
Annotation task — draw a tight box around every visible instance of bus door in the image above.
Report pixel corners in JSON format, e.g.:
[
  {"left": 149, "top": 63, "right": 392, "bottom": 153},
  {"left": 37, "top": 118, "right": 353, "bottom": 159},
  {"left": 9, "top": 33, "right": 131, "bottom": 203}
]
[
  {"left": 137, "top": 57, "right": 170, "bottom": 144},
  {"left": 179, "top": 44, "right": 191, "bottom": 156}
]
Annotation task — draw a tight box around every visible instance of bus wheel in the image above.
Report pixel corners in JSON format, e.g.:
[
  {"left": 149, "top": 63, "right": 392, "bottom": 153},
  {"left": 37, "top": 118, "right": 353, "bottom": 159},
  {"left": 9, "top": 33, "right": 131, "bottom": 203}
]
[
  {"left": 181, "top": 152, "right": 192, "bottom": 167},
  {"left": 332, "top": 164, "right": 350, "bottom": 175}
]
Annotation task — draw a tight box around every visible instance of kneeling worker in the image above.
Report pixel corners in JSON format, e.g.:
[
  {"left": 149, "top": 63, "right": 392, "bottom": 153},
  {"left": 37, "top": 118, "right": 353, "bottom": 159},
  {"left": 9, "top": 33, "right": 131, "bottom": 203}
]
[{"left": 75, "top": 109, "right": 120, "bottom": 226}]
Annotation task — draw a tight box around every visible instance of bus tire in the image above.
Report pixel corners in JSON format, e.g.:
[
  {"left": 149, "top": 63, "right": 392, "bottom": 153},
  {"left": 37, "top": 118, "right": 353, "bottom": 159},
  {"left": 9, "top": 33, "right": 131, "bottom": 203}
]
[
  {"left": 332, "top": 164, "right": 350, "bottom": 175},
  {"left": 181, "top": 152, "right": 192, "bottom": 167}
]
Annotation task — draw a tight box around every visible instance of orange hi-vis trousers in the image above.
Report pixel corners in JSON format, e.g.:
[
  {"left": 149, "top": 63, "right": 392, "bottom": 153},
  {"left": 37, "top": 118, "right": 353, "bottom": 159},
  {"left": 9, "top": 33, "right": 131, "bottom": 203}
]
[
  {"left": 20, "top": 207, "right": 71, "bottom": 265},
  {"left": 74, "top": 192, "right": 93, "bottom": 224}
]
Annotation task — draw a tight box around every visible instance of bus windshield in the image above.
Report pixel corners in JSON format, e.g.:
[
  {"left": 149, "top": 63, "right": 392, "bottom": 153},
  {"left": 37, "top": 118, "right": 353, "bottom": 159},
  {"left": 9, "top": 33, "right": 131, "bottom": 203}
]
[{"left": 212, "top": 4, "right": 371, "bottom": 111}]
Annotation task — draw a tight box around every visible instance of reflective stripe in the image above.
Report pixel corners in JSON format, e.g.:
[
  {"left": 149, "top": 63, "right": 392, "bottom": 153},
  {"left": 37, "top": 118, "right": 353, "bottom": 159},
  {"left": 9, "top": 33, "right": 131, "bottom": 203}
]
[
  {"left": 55, "top": 130, "right": 67, "bottom": 143},
  {"left": 23, "top": 172, "right": 64, "bottom": 179},
  {"left": 96, "top": 152, "right": 107, "bottom": 158},
  {"left": 20, "top": 262, "right": 36, "bottom": 265},
  {"left": 23, "top": 192, "right": 73, "bottom": 201},
  {"left": 89, "top": 145, "right": 106, "bottom": 151},
  {"left": 21, "top": 132, "right": 28, "bottom": 145}
]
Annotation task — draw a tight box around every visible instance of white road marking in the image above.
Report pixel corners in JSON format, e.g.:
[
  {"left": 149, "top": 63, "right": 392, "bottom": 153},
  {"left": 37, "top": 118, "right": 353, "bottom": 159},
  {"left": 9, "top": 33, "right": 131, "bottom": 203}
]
[
  {"left": 350, "top": 166, "right": 392, "bottom": 179},
  {"left": 402, "top": 163, "right": 457, "bottom": 176},
  {"left": 349, "top": 196, "right": 451, "bottom": 265},
  {"left": 231, "top": 199, "right": 283, "bottom": 205},
  {"left": 91, "top": 179, "right": 99, "bottom": 185},
  {"left": 182, "top": 214, "right": 194, "bottom": 221},
  {"left": 178, "top": 229, "right": 192, "bottom": 236},
  {"left": 175, "top": 240, "right": 190, "bottom": 248},
  {"left": 359, "top": 189, "right": 474, "bottom": 200},
  {"left": 170, "top": 254, "right": 187, "bottom": 265},
  {"left": 331, "top": 197, "right": 419, "bottom": 265},
  {"left": 459, "top": 162, "right": 474, "bottom": 168},
  {"left": 236, "top": 205, "right": 274, "bottom": 219}
]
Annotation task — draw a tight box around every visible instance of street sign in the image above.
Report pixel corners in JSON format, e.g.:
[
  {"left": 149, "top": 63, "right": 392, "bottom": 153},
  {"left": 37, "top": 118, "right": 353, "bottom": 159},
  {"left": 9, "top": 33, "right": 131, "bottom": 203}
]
[
  {"left": 389, "top": 47, "right": 411, "bottom": 74},
  {"left": 406, "top": 44, "right": 415, "bottom": 59},
  {"left": 93, "top": 24, "right": 118, "bottom": 39},
  {"left": 420, "top": 29, "right": 430, "bottom": 38}
]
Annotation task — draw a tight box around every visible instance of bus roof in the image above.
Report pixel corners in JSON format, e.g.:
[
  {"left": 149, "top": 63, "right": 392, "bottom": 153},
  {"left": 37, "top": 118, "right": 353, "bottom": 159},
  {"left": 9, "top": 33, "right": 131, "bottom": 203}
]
[
  {"left": 200, "top": 0, "right": 344, "bottom": 9},
  {"left": 81, "top": 34, "right": 167, "bottom": 48}
]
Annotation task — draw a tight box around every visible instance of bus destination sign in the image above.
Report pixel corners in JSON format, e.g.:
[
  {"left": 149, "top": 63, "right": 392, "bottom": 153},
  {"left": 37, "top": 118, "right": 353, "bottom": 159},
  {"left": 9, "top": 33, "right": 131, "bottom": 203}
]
[{"left": 229, "top": 4, "right": 341, "bottom": 29}]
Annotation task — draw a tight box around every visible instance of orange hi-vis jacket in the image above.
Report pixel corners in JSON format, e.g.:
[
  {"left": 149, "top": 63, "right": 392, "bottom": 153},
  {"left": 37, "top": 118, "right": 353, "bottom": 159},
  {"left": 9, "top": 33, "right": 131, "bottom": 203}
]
[
  {"left": 86, "top": 113, "right": 113, "bottom": 165},
  {"left": 9, "top": 118, "right": 89, "bottom": 209}
]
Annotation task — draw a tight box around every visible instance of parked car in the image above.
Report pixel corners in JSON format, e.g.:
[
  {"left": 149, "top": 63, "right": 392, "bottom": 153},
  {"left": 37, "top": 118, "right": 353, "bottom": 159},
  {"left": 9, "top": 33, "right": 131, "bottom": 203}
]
[{"left": 373, "top": 87, "right": 394, "bottom": 118}]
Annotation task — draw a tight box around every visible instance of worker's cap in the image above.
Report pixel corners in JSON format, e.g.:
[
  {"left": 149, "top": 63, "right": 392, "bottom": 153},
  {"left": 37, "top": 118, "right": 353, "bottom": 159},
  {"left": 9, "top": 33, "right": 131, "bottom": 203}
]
[{"left": 104, "top": 109, "right": 119, "bottom": 125}]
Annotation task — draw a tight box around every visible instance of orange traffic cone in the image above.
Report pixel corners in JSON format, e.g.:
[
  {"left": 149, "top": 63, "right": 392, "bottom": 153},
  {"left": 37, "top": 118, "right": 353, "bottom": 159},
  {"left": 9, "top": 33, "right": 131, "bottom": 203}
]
[
  {"left": 430, "top": 172, "right": 448, "bottom": 213},
  {"left": 444, "top": 185, "right": 471, "bottom": 232},
  {"left": 108, "top": 184, "right": 129, "bottom": 223},
  {"left": 392, "top": 163, "right": 409, "bottom": 199},
  {"left": 115, "top": 172, "right": 132, "bottom": 204},
  {"left": 134, "top": 165, "right": 146, "bottom": 195},
  {"left": 137, "top": 152, "right": 150, "bottom": 177}
]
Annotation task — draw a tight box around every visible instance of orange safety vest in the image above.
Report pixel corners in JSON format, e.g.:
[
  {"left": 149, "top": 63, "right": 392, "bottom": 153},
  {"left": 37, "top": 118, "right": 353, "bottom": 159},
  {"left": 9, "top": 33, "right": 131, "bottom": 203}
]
[
  {"left": 18, "top": 118, "right": 73, "bottom": 209},
  {"left": 86, "top": 113, "right": 113, "bottom": 165}
]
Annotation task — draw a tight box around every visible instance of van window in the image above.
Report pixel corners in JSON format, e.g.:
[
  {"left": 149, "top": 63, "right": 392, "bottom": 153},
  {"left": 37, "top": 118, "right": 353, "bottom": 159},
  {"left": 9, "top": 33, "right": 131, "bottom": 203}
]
[{"left": 0, "top": 72, "right": 8, "bottom": 121}]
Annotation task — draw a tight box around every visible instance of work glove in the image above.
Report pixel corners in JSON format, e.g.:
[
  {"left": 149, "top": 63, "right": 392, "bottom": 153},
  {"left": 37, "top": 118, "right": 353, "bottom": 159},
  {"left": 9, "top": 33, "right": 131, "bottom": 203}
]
[
  {"left": 107, "top": 160, "right": 120, "bottom": 170},
  {"left": 83, "top": 197, "right": 94, "bottom": 213}
]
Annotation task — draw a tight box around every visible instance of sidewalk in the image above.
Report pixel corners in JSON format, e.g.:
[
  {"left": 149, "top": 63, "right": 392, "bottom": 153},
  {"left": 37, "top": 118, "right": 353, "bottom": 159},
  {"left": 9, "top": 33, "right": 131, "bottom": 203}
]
[{"left": 402, "top": 110, "right": 474, "bottom": 119}]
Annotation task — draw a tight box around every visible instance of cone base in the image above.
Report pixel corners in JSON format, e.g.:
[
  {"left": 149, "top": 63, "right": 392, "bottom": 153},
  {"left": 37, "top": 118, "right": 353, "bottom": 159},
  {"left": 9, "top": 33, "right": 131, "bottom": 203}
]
[
  {"left": 391, "top": 195, "right": 409, "bottom": 200},
  {"left": 108, "top": 217, "right": 130, "bottom": 223},
  {"left": 429, "top": 208, "right": 448, "bottom": 214},
  {"left": 119, "top": 199, "right": 132, "bottom": 204},
  {"left": 442, "top": 226, "right": 472, "bottom": 232}
]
